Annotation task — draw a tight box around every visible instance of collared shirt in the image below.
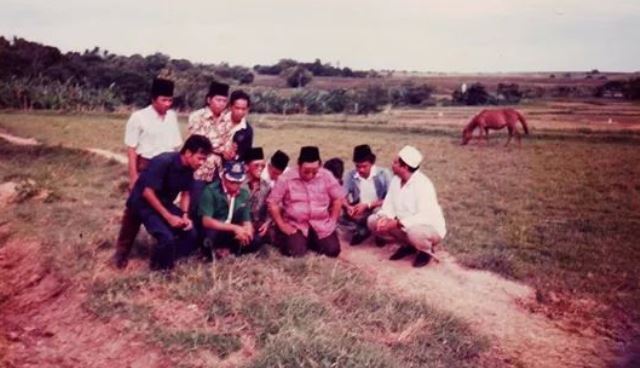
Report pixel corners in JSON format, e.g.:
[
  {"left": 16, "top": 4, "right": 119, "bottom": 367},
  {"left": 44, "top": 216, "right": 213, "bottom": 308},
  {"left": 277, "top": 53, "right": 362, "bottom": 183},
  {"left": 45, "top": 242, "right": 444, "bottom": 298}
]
[
  {"left": 127, "top": 152, "right": 194, "bottom": 211},
  {"left": 379, "top": 170, "right": 446, "bottom": 238},
  {"left": 267, "top": 167, "right": 345, "bottom": 239},
  {"left": 355, "top": 165, "right": 378, "bottom": 205},
  {"left": 198, "top": 180, "right": 251, "bottom": 224},
  {"left": 224, "top": 111, "right": 253, "bottom": 162},
  {"left": 246, "top": 178, "right": 271, "bottom": 227},
  {"left": 261, "top": 165, "right": 290, "bottom": 188},
  {"left": 188, "top": 107, "right": 234, "bottom": 181},
  {"left": 344, "top": 166, "right": 391, "bottom": 205},
  {"left": 124, "top": 105, "right": 182, "bottom": 159}
]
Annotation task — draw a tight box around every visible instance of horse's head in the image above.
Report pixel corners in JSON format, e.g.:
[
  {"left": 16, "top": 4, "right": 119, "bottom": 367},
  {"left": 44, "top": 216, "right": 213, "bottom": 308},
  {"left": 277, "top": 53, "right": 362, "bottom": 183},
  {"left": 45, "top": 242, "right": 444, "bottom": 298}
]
[{"left": 461, "top": 126, "right": 472, "bottom": 145}]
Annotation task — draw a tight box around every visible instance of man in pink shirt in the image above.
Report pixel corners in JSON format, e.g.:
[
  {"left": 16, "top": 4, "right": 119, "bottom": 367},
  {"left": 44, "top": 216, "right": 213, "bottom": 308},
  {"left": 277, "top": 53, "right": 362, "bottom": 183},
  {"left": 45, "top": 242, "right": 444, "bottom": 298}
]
[{"left": 267, "top": 146, "right": 345, "bottom": 258}]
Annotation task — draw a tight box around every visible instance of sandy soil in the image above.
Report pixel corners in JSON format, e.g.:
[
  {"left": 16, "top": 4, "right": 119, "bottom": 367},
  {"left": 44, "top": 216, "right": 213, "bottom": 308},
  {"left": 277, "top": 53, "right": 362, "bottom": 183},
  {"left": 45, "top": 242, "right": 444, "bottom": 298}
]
[{"left": 340, "top": 242, "right": 614, "bottom": 367}]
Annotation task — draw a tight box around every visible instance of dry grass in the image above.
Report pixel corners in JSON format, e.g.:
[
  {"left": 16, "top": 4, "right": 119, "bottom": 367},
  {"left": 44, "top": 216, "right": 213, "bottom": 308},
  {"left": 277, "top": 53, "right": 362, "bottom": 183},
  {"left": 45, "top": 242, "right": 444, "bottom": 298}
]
[{"left": 0, "top": 139, "right": 490, "bottom": 367}]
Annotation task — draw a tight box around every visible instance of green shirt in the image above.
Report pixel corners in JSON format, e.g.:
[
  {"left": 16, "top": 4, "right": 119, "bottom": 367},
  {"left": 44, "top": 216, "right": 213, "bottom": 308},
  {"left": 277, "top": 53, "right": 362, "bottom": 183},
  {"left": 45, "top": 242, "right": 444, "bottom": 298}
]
[{"left": 198, "top": 180, "right": 251, "bottom": 224}]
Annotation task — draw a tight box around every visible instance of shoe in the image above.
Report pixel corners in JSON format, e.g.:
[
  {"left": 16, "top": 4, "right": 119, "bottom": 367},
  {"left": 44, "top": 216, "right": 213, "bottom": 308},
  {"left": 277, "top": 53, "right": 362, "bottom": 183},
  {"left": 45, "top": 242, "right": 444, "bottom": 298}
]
[
  {"left": 349, "top": 232, "right": 370, "bottom": 246},
  {"left": 413, "top": 251, "right": 432, "bottom": 268},
  {"left": 112, "top": 251, "right": 128, "bottom": 269},
  {"left": 202, "top": 238, "right": 214, "bottom": 263},
  {"left": 389, "top": 245, "right": 416, "bottom": 261}
]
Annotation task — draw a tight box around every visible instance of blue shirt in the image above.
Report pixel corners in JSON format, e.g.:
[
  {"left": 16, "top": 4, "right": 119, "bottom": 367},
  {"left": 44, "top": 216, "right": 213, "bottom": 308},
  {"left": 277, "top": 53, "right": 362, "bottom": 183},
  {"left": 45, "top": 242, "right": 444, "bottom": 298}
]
[{"left": 127, "top": 152, "right": 194, "bottom": 212}]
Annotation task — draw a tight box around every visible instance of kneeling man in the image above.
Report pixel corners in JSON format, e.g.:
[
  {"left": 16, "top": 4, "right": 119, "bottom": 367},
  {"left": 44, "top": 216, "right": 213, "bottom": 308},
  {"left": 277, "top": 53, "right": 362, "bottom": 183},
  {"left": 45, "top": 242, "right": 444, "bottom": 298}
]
[
  {"left": 199, "top": 161, "right": 260, "bottom": 260},
  {"left": 125, "top": 134, "right": 212, "bottom": 271},
  {"left": 368, "top": 145, "right": 446, "bottom": 267},
  {"left": 268, "top": 146, "right": 344, "bottom": 258}
]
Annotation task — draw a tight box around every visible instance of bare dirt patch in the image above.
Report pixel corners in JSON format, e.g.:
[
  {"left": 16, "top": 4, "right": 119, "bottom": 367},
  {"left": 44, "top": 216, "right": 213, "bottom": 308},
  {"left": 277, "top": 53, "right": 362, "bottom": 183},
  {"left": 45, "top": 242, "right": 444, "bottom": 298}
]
[
  {"left": 340, "top": 242, "right": 614, "bottom": 368},
  {"left": 0, "top": 227, "right": 170, "bottom": 368}
]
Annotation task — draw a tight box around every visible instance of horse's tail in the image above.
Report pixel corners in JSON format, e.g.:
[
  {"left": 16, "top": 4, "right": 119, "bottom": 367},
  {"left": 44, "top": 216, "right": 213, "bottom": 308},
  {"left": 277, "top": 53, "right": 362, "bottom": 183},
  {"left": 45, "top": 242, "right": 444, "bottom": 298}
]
[{"left": 516, "top": 111, "right": 529, "bottom": 135}]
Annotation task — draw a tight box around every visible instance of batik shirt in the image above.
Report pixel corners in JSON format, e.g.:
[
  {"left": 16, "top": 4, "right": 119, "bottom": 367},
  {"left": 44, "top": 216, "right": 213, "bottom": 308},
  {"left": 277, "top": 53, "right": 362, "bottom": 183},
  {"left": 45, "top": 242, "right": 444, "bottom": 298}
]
[
  {"left": 187, "top": 107, "right": 233, "bottom": 181},
  {"left": 247, "top": 178, "right": 271, "bottom": 228}
]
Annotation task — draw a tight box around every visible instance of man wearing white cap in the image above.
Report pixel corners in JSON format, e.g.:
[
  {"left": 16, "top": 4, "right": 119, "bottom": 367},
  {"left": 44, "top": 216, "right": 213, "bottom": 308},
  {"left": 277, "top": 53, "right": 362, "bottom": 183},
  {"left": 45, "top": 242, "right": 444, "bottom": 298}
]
[{"left": 367, "top": 145, "right": 446, "bottom": 267}]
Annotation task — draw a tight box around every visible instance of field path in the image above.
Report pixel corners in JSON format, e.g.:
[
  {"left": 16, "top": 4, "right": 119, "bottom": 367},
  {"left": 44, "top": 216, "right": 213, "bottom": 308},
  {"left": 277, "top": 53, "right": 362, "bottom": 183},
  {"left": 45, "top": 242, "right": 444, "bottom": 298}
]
[
  {"left": 340, "top": 242, "right": 612, "bottom": 367},
  {"left": 0, "top": 129, "right": 126, "bottom": 163}
]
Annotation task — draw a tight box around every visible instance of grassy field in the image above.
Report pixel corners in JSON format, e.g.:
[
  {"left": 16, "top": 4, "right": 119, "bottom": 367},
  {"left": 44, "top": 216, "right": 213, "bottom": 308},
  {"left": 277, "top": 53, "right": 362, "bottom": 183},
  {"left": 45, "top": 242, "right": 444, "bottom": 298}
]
[
  {"left": 1, "top": 105, "right": 640, "bottom": 366},
  {"left": 0, "top": 139, "right": 491, "bottom": 367}
]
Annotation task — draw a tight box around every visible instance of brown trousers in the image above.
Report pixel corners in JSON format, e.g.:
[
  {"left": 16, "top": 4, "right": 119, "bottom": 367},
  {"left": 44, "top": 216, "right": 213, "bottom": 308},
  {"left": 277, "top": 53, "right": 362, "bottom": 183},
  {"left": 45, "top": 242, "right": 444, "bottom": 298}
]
[
  {"left": 115, "top": 156, "right": 149, "bottom": 256},
  {"left": 275, "top": 227, "right": 341, "bottom": 258}
]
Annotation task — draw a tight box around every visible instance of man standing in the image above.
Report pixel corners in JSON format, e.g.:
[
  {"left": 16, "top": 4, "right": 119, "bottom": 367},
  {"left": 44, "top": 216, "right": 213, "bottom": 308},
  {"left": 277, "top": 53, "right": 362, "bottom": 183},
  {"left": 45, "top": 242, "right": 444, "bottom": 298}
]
[
  {"left": 367, "top": 145, "right": 446, "bottom": 267},
  {"left": 125, "top": 135, "right": 212, "bottom": 271},
  {"left": 244, "top": 147, "right": 272, "bottom": 245},
  {"left": 261, "top": 150, "right": 289, "bottom": 188},
  {"left": 199, "top": 161, "right": 260, "bottom": 261},
  {"left": 268, "top": 146, "right": 344, "bottom": 258},
  {"left": 343, "top": 144, "right": 392, "bottom": 245},
  {"left": 113, "top": 78, "right": 182, "bottom": 269},
  {"left": 187, "top": 81, "right": 233, "bottom": 183},
  {"left": 224, "top": 90, "right": 253, "bottom": 162}
]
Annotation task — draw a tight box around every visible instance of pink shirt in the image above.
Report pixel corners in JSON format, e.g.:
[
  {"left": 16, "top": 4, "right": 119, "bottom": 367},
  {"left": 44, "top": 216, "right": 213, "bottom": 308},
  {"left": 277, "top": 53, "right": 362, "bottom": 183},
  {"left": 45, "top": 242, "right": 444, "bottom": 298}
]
[{"left": 267, "top": 167, "right": 345, "bottom": 239}]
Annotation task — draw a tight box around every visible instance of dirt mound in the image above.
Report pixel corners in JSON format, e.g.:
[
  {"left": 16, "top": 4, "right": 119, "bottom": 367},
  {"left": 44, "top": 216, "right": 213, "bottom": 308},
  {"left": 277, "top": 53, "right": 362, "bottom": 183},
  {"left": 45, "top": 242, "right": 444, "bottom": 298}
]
[
  {"left": 340, "top": 242, "right": 613, "bottom": 368},
  {"left": 0, "top": 229, "right": 169, "bottom": 368}
]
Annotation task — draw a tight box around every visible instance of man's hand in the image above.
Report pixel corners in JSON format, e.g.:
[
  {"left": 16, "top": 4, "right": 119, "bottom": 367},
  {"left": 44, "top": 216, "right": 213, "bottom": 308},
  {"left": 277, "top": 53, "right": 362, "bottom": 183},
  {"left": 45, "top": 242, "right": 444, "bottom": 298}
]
[
  {"left": 182, "top": 214, "right": 193, "bottom": 231},
  {"left": 278, "top": 221, "right": 297, "bottom": 236},
  {"left": 167, "top": 214, "right": 187, "bottom": 229},
  {"left": 233, "top": 226, "right": 252, "bottom": 246},
  {"left": 128, "top": 174, "right": 138, "bottom": 192},
  {"left": 351, "top": 203, "right": 369, "bottom": 218},
  {"left": 258, "top": 222, "right": 269, "bottom": 237},
  {"left": 375, "top": 217, "right": 397, "bottom": 232},
  {"left": 223, "top": 143, "right": 238, "bottom": 161}
]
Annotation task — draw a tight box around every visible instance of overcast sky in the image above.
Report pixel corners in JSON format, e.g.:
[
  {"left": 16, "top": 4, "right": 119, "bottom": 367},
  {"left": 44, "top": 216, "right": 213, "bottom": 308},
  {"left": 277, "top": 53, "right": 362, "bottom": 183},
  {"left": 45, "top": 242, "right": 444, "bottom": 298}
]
[{"left": 1, "top": 0, "right": 639, "bottom": 72}]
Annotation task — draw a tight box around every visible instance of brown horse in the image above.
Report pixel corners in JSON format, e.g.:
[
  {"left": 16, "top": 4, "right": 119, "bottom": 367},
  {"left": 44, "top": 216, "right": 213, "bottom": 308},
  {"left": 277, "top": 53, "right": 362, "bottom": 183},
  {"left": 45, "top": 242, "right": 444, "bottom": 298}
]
[{"left": 461, "top": 108, "right": 529, "bottom": 146}]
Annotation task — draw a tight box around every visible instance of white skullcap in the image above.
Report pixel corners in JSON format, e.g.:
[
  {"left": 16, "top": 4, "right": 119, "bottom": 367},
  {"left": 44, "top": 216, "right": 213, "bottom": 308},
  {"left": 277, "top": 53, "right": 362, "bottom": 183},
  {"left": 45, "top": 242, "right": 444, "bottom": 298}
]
[{"left": 398, "top": 145, "right": 423, "bottom": 168}]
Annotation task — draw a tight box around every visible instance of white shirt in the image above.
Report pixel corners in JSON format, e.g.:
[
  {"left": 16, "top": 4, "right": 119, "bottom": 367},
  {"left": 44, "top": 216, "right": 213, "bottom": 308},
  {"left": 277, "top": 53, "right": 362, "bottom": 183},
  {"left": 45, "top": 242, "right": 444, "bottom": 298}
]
[
  {"left": 379, "top": 170, "right": 446, "bottom": 238},
  {"left": 261, "top": 164, "right": 289, "bottom": 188},
  {"left": 124, "top": 105, "right": 182, "bottom": 159},
  {"left": 355, "top": 165, "right": 378, "bottom": 205},
  {"left": 227, "top": 111, "right": 248, "bottom": 136}
]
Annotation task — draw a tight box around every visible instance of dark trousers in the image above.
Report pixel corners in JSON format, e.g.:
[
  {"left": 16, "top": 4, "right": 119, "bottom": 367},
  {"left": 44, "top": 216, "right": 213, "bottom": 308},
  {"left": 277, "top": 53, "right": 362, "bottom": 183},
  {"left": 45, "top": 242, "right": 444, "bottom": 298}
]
[
  {"left": 339, "top": 208, "right": 374, "bottom": 238},
  {"left": 276, "top": 227, "right": 341, "bottom": 258},
  {"left": 114, "top": 156, "right": 150, "bottom": 257},
  {"left": 203, "top": 228, "right": 262, "bottom": 257},
  {"left": 139, "top": 204, "right": 197, "bottom": 270},
  {"left": 189, "top": 179, "right": 210, "bottom": 251}
]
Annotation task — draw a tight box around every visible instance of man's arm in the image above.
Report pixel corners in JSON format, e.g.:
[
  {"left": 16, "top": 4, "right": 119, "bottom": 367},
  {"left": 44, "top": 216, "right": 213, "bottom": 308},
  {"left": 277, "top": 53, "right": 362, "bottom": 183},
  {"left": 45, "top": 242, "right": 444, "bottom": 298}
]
[
  {"left": 179, "top": 190, "right": 193, "bottom": 230},
  {"left": 329, "top": 196, "right": 343, "bottom": 221},
  {"left": 142, "top": 187, "right": 185, "bottom": 228},
  {"left": 127, "top": 147, "right": 139, "bottom": 190},
  {"left": 179, "top": 190, "right": 190, "bottom": 214},
  {"left": 268, "top": 202, "right": 296, "bottom": 235}
]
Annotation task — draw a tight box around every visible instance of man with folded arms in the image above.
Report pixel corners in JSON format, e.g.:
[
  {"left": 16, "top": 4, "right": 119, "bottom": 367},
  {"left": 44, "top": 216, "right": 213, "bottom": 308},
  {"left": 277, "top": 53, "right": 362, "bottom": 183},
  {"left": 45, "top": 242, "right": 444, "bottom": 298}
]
[
  {"left": 368, "top": 145, "right": 446, "bottom": 267},
  {"left": 268, "top": 146, "right": 344, "bottom": 258}
]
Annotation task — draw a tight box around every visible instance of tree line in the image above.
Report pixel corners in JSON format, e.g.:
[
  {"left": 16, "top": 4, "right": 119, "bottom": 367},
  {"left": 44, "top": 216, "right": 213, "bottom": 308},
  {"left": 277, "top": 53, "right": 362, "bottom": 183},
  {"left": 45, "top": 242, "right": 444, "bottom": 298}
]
[{"left": 1, "top": 36, "right": 638, "bottom": 114}]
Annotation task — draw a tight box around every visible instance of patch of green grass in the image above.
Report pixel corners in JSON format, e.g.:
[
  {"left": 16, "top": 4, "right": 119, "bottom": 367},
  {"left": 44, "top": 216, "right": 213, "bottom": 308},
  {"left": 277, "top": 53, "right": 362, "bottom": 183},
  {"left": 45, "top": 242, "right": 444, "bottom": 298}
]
[{"left": 155, "top": 329, "right": 242, "bottom": 358}]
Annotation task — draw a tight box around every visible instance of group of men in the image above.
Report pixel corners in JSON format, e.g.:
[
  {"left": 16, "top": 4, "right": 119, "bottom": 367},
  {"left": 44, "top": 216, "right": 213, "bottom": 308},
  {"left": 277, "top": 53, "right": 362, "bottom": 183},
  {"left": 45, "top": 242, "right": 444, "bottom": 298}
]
[{"left": 112, "top": 77, "right": 446, "bottom": 271}]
